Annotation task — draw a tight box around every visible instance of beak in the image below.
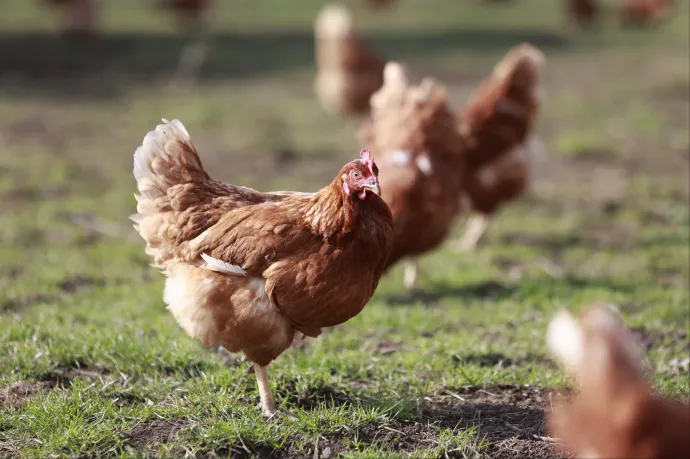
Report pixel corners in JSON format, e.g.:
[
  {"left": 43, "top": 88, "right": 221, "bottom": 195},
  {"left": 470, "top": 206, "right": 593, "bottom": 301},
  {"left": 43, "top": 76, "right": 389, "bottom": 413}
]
[{"left": 362, "top": 182, "right": 381, "bottom": 196}]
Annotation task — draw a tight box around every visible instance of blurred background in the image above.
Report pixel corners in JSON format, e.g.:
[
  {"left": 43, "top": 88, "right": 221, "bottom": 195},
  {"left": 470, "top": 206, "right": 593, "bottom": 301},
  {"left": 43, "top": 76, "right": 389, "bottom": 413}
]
[
  {"left": 1, "top": 0, "right": 687, "bottom": 285},
  {"left": 0, "top": 0, "right": 688, "bottom": 457}
]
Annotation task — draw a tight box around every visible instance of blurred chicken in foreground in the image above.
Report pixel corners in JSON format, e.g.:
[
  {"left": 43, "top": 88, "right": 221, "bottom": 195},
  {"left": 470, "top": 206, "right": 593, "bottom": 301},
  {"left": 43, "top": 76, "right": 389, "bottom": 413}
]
[
  {"left": 131, "top": 119, "right": 393, "bottom": 417},
  {"left": 360, "top": 63, "right": 466, "bottom": 289},
  {"left": 314, "top": 3, "right": 386, "bottom": 118},
  {"left": 42, "top": 0, "right": 97, "bottom": 37},
  {"left": 547, "top": 305, "right": 690, "bottom": 458},
  {"left": 455, "top": 43, "right": 545, "bottom": 250},
  {"left": 620, "top": 0, "right": 673, "bottom": 26}
]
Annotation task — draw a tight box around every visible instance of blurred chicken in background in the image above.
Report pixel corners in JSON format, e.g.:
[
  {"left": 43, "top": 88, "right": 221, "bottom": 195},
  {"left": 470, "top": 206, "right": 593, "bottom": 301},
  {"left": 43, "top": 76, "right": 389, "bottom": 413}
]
[
  {"left": 454, "top": 43, "right": 545, "bottom": 250},
  {"left": 42, "top": 0, "right": 97, "bottom": 38},
  {"left": 566, "top": 0, "right": 600, "bottom": 28},
  {"left": 547, "top": 304, "right": 690, "bottom": 458},
  {"left": 620, "top": 0, "right": 674, "bottom": 26},
  {"left": 314, "top": 3, "right": 385, "bottom": 118},
  {"left": 360, "top": 63, "right": 466, "bottom": 289},
  {"left": 362, "top": 0, "right": 397, "bottom": 9},
  {"left": 156, "top": 0, "right": 213, "bottom": 88}
]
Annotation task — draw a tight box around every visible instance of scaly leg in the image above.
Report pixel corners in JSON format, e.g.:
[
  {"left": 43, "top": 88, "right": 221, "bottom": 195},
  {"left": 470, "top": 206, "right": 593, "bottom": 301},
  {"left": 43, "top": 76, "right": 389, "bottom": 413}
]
[
  {"left": 289, "top": 331, "right": 311, "bottom": 353},
  {"left": 403, "top": 259, "right": 419, "bottom": 290},
  {"left": 253, "top": 363, "right": 278, "bottom": 417},
  {"left": 456, "top": 213, "right": 491, "bottom": 251}
]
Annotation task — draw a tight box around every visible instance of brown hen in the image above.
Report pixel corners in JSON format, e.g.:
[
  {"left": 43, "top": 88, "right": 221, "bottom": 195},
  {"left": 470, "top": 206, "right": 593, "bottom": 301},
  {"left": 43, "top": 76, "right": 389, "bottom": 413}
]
[
  {"left": 314, "top": 3, "right": 386, "bottom": 118},
  {"left": 547, "top": 305, "right": 690, "bottom": 458},
  {"left": 42, "top": 0, "right": 97, "bottom": 37},
  {"left": 360, "top": 62, "right": 466, "bottom": 289},
  {"left": 566, "top": 0, "right": 600, "bottom": 28},
  {"left": 362, "top": 0, "right": 396, "bottom": 8},
  {"left": 131, "top": 119, "right": 393, "bottom": 416},
  {"left": 455, "top": 43, "right": 545, "bottom": 250},
  {"left": 620, "top": 0, "right": 673, "bottom": 26}
]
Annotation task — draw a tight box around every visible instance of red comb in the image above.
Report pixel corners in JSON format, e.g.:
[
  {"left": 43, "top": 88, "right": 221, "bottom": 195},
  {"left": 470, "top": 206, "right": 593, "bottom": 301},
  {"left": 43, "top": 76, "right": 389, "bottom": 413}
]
[{"left": 360, "top": 149, "right": 376, "bottom": 175}]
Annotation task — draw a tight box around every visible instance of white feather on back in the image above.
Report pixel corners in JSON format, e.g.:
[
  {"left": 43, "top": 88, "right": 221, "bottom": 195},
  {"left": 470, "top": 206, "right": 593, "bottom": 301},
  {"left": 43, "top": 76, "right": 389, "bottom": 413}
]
[{"left": 200, "top": 253, "right": 247, "bottom": 276}]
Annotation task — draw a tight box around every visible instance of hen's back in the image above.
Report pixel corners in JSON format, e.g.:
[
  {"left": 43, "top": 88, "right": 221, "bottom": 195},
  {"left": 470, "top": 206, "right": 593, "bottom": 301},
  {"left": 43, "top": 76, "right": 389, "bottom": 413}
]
[{"left": 131, "top": 119, "right": 288, "bottom": 269}]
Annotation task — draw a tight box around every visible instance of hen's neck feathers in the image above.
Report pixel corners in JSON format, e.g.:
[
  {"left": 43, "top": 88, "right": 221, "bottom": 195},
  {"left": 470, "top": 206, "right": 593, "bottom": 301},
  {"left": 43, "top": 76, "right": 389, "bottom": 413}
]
[{"left": 300, "top": 180, "right": 359, "bottom": 238}]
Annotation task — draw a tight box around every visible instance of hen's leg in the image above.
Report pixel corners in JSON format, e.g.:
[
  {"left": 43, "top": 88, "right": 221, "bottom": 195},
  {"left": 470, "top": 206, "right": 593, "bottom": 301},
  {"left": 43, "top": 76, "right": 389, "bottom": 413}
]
[
  {"left": 403, "top": 260, "right": 419, "bottom": 290},
  {"left": 289, "top": 331, "right": 311, "bottom": 353},
  {"left": 456, "top": 213, "right": 491, "bottom": 251},
  {"left": 254, "top": 363, "right": 277, "bottom": 417}
]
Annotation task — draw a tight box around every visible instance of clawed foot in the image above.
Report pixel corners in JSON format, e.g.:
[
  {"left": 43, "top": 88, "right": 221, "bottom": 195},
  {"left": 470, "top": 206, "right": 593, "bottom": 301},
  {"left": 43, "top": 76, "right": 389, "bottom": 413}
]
[{"left": 259, "top": 404, "right": 296, "bottom": 421}]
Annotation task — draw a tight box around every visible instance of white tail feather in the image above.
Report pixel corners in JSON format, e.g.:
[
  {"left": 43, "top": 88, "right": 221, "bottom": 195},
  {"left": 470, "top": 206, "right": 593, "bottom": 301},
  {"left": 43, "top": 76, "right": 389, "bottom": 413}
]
[{"left": 315, "top": 3, "right": 353, "bottom": 38}]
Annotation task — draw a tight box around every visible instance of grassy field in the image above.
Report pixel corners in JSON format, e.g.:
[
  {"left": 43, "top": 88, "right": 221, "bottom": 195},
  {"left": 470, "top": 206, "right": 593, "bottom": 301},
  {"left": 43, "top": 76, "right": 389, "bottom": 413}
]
[{"left": 1, "top": 0, "right": 689, "bottom": 457}]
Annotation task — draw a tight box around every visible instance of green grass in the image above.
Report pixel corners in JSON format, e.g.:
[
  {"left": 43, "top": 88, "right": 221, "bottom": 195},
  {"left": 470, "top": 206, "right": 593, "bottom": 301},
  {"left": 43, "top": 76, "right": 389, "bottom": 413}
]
[{"left": 1, "top": 0, "right": 689, "bottom": 457}]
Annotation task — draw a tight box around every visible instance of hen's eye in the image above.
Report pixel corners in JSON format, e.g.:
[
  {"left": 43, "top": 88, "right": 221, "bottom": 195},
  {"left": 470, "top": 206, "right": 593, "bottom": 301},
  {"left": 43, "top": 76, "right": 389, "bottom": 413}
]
[{"left": 353, "top": 171, "right": 360, "bottom": 178}]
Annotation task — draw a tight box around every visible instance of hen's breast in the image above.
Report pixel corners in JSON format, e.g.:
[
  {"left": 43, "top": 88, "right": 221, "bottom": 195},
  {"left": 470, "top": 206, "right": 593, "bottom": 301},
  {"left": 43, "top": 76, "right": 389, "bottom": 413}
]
[{"left": 264, "top": 219, "right": 391, "bottom": 336}]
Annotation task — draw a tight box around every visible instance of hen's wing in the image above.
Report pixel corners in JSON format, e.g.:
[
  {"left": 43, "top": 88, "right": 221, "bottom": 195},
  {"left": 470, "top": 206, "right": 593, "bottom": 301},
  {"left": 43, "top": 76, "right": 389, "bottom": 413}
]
[{"left": 186, "top": 200, "right": 314, "bottom": 277}]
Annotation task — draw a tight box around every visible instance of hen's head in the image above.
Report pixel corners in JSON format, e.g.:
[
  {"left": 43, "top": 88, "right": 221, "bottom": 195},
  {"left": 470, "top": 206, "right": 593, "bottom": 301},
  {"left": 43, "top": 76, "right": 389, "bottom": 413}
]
[{"left": 340, "top": 149, "right": 381, "bottom": 201}]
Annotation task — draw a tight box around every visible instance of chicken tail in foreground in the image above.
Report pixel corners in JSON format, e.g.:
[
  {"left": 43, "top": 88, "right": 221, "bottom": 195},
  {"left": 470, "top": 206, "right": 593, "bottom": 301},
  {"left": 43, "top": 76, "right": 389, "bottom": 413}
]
[
  {"left": 314, "top": 3, "right": 385, "bottom": 117},
  {"left": 546, "top": 305, "right": 690, "bottom": 459},
  {"left": 131, "top": 119, "right": 210, "bottom": 268},
  {"left": 455, "top": 43, "right": 545, "bottom": 251}
]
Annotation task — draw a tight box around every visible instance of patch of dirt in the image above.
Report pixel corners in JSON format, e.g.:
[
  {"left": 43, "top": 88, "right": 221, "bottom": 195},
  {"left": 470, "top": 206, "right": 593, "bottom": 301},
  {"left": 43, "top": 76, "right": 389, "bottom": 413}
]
[
  {"left": 1, "top": 186, "right": 71, "bottom": 206},
  {"left": 1, "top": 293, "right": 56, "bottom": 313},
  {"left": 0, "top": 381, "right": 54, "bottom": 408},
  {"left": 57, "top": 275, "right": 106, "bottom": 294},
  {"left": 425, "top": 384, "right": 567, "bottom": 459},
  {"left": 499, "top": 224, "right": 634, "bottom": 252},
  {"left": 152, "top": 359, "right": 213, "bottom": 379},
  {"left": 278, "top": 381, "right": 353, "bottom": 411},
  {"left": 1, "top": 277, "right": 108, "bottom": 314},
  {"left": 37, "top": 360, "right": 110, "bottom": 387},
  {"left": 264, "top": 383, "right": 566, "bottom": 458},
  {"left": 630, "top": 327, "right": 689, "bottom": 352},
  {"left": 383, "top": 280, "right": 517, "bottom": 306},
  {"left": 0, "top": 444, "right": 18, "bottom": 459},
  {"left": 452, "top": 352, "right": 556, "bottom": 369},
  {"left": 125, "top": 420, "right": 187, "bottom": 451}
]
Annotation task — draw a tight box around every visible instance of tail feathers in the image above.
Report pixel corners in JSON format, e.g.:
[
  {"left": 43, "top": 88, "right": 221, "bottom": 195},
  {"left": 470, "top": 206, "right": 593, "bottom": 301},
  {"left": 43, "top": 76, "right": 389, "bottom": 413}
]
[
  {"left": 547, "top": 309, "right": 585, "bottom": 373},
  {"left": 132, "top": 119, "right": 208, "bottom": 216},
  {"left": 315, "top": 3, "right": 353, "bottom": 38},
  {"left": 131, "top": 119, "right": 210, "bottom": 267},
  {"left": 459, "top": 43, "right": 545, "bottom": 160},
  {"left": 467, "top": 42, "right": 545, "bottom": 116},
  {"left": 493, "top": 43, "right": 545, "bottom": 82},
  {"left": 547, "top": 305, "right": 647, "bottom": 384}
]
